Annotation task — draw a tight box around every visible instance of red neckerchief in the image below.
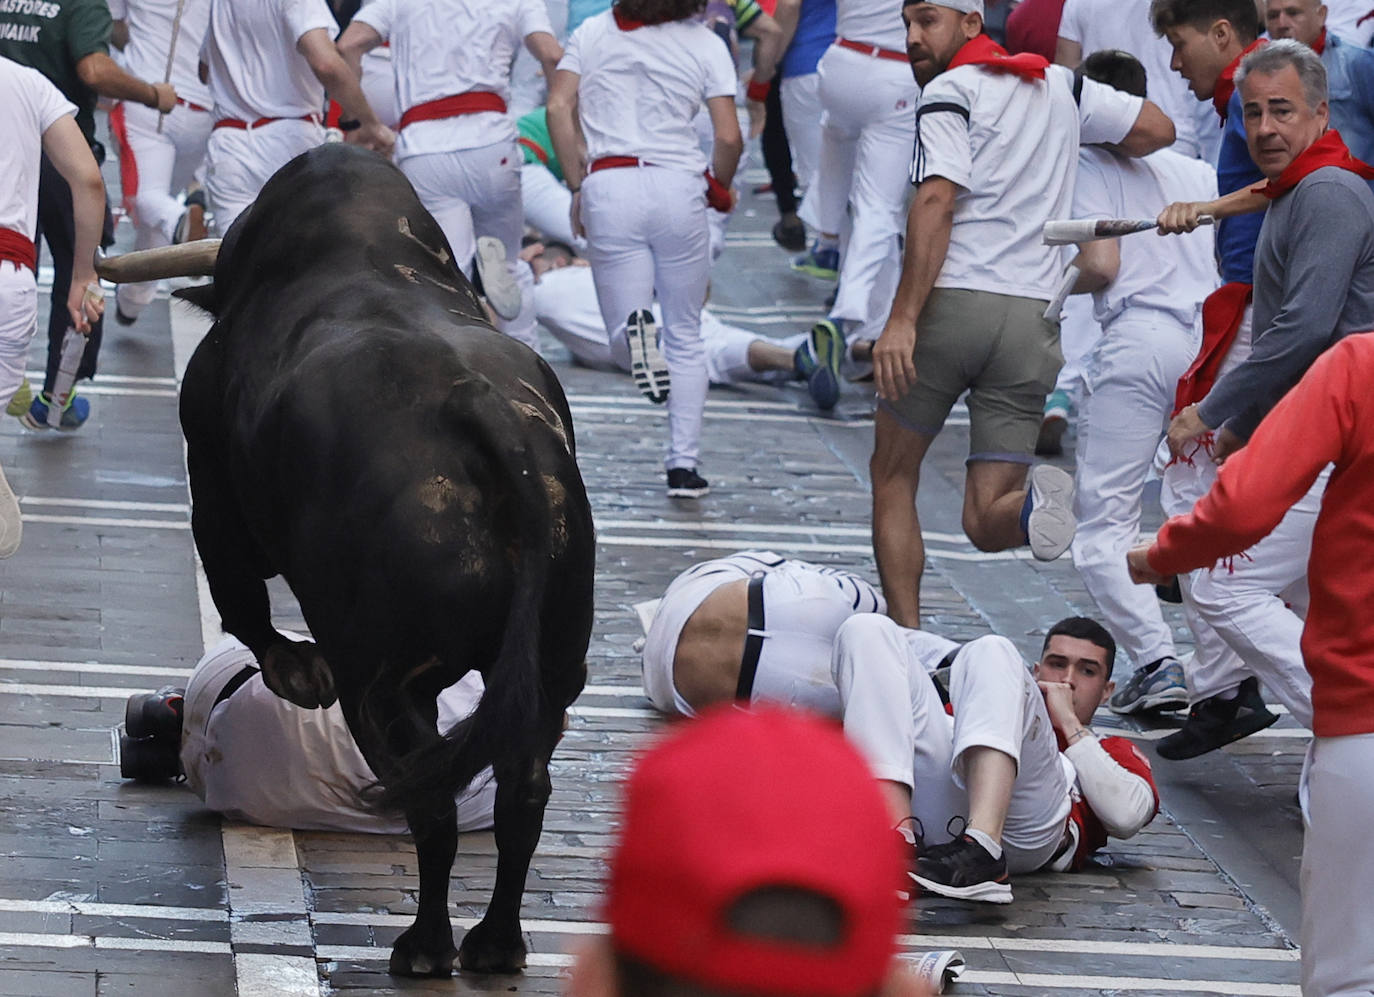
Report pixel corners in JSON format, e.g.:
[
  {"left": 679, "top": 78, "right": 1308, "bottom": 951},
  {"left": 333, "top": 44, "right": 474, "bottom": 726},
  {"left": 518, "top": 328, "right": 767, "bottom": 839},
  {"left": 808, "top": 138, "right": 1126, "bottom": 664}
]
[
  {"left": 1253, "top": 129, "right": 1374, "bottom": 199},
  {"left": 946, "top": 33, "right": 1049, "bottom": 81},
  {"left": 1313, "top": 27, "right": 1327, "bottom": 54},
  {"left": 1172, "top": 281, "right": 1253, "bottom": 418},
  {"left": 612, "top": 7, "right": 646, "bottom": 29},
  {"left": 1212, "top": 38, "right": 1266, "bottom": 121}
]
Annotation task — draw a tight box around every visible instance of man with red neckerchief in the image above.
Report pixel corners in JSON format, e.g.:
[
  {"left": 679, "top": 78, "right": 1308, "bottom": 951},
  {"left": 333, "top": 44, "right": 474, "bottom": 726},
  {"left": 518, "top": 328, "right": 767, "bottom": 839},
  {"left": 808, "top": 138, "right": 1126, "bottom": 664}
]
[{"left": 869, "top": 0, "right": 1175, "bottom": 628}]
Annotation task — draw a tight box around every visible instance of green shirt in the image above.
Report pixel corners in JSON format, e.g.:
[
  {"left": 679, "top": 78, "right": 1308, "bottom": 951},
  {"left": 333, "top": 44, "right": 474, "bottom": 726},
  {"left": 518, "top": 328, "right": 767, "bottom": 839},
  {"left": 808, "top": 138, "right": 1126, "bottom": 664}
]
[
  {"left": 728, "top": 0, "right": 763, "bottom": 33},
  {"left": 0, "top": 0, "right": 111, "bottom": 146},
  {"left": 516, "top": 107, "right": 564, "bottom": 183}
]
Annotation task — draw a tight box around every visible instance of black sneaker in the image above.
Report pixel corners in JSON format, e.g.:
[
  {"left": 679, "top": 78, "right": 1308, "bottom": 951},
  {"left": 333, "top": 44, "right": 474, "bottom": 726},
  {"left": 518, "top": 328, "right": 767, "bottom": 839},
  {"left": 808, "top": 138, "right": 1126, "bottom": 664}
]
[
  {"left": 124, "top": 686, "right": 186, "bottom": 742},
  {"left": 1156, "top": 677, "right": 1278, "bottom": 760},
  {"left": 666, "top": 467, "right": 709, "bottom": 499},
  {"left": 114, "top": 306, "right": 138, "bottom": 327},
  {"left": 119, "top": 732, "right": 182, "bottom": 781},
  {"left": 772, "top": 214, "right": 807, "bottom": 252},
  {"left": 912, "top": 833, "right": 1012, "bottom": 904}
]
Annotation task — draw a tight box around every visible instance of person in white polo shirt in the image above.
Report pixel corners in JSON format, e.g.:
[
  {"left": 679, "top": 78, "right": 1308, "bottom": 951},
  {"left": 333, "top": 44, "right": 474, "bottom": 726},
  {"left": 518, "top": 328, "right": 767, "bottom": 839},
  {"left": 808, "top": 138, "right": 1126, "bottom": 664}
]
[
  {"left": 547, "top": 0, "right": 743, "bottom": 499},
  {"left": 1061, "top": 50, "right": 1218, "bottom": 707},
  {"left": 0, "top": 55, "right": 106, "bottom": 558},
  {"left": 338, "top": 0, "right": 563, "bottom": 350},
  {"left": 107, "top": 0, "right": 213, "bottom": 327},
  {"left": 870, "top": 0, "right": 1175, "bottom": 627},
  {"left": 202, "top": 0, "right": 392, "bottom": 235}
]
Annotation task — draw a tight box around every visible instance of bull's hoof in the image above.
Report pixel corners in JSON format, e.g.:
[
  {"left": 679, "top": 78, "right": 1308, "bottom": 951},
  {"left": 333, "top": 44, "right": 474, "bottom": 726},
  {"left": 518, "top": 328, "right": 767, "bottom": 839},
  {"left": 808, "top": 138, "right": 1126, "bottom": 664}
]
[
  {"left": 457, "top": 919, "right": 527, "bottom": 974},
  {"left": 260, "top": 638, "right": 337, "bottom": 709},
  {"left": 388, "top": 925, "right": 458, "bottom": 978}
]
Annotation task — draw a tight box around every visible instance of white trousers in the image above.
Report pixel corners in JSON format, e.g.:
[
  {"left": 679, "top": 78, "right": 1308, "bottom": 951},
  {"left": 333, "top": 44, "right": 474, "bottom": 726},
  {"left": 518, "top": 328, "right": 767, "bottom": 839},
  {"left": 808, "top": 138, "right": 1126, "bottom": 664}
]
[
  {"left": 1071, "top": 308, "right": 1199, "bottom": 669},
  {"left": 580, "top": 165, "right": 711, "bottom": 470},
  {"left": 1300, "top": 734, "right": 1374, "bottom": 997},
  {"left": 401, "top": 142, "right": 536, "bottom": 348},
  {"left": 811, "top": 45, "right": 916, "bottom": 335},
  {"left": 206, "top": 118, "right": 324, "bottom": 236},
  {"left": 1050, "top": 293, "right": 1100, "bottom": 405},
  {"left": 520, "top": 163, "right": 583, "bottom": 249},
  {"left": 111, "top": 100, "right": 213, "bottom": 319},
  {"left": 0, "top": 262, "right": 38, "bottom": 406},
  {"left": 781, "top": 72, "right": 823, "bottom": 195},
  {"left": 832, "top": 620, "right": 1070, "bottom": 872}
]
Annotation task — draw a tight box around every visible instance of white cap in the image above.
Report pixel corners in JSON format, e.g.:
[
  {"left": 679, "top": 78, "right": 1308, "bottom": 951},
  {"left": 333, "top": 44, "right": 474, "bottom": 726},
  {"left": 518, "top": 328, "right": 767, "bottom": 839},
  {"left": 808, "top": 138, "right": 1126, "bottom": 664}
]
[{"left": 925, "top": 0, "right": 985, "bottom": 14}]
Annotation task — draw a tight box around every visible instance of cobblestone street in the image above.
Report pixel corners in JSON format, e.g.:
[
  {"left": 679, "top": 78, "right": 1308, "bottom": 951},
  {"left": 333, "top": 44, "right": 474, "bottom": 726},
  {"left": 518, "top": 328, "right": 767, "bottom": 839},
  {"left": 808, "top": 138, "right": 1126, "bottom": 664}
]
[{"left": 0, "top": 148, "right": 1310, "bottom": 995}]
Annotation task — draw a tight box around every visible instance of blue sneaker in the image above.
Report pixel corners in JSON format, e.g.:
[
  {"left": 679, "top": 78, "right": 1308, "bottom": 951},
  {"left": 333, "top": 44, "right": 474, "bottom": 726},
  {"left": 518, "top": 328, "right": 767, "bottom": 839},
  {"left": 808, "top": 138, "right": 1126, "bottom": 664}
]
[
  {"left": 1108, "top": 656, "right": 1189, "bottom": 715},
  {"left": 791, "top": 243, "right": 839, "bottom": 280},
  {"left": 20, "top": 391, "right": 90, "bottom": 431},
  {"left": 794, "top": 319, "right": 844, "bottom": 410}
]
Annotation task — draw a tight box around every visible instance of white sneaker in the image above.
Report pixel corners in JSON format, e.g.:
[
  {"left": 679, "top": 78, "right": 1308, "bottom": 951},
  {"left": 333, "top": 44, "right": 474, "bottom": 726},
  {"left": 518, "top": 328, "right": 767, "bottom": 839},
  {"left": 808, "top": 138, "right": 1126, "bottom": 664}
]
[
  {"left": 626, "top": 309, "right": 670, "bottom": 404},
  {"left": 474, "top": 236, "right": 522, "bottom": 320},
  {"left": 1026, "top": 464, "right": 1075, "bottom": 561},
  {"left": 0, "top": 458, "right": 22, "bottom": 558}
]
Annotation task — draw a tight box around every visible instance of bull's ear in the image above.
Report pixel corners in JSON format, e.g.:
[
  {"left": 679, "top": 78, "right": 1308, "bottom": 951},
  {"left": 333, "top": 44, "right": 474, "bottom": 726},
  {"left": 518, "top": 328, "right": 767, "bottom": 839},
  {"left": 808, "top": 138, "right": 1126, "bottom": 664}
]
[{"left": 172, "top": 282, "right": 217, "bottom": 315}]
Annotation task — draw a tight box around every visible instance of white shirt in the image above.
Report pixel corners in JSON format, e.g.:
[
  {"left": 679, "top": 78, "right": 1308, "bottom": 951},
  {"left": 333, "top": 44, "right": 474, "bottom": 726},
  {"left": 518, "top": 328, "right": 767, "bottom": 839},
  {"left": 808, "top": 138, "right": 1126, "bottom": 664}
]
[
  {"left": 1072, "top": 146, "right": 1218, "bottom": 327},
  {"left": 355, "top": 0, "right": 552, "bottom": 158},
  {"left": 1325, "top": 0, "right": 1374, "bottom": 46},
  {"left": 914, "top": 64, "right": 1143, "bottom": 300},
  {"left": 204, "top": 0, "right": 337, "bottom": 122},
  {"left": 560, "top": 10, "right": 737, "bottom": 175},
  {"left": 1057, "top": 0, "right": 1219, "bottom": 161},
  {"left": 108, "top": 0, "right": 213, "bottom": 109},
  {"left": 0, "top": 56, "right": 76, "bottom": 241},
  {"left": 834, "top": 0, "right": 908, "bottom": 52}
]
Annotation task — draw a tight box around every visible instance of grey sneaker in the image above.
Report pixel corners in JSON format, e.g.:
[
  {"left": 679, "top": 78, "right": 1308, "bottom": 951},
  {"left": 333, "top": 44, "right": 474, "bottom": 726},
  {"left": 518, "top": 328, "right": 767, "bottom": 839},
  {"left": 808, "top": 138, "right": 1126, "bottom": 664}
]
[
  {"left": 1026, "top": 464, "right": 1075, "bottom": 561},
  {"left": 0, "top": 457, "right": 21, "bottom": 559},
  {"left": 1109, "top": 656, "right": 1189, "bottom": 715},
  {"left": 627, "top": 309, "right": 670, "bottom": 404},
  {"left": 475, "top": 236, "right": 522, "bottom": 320}
]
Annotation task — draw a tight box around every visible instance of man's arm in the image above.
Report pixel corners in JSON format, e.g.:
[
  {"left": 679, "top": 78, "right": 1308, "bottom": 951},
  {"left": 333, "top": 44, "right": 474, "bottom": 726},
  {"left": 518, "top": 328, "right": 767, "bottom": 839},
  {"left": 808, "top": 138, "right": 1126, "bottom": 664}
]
[
  {"left": 706, "top": 93, "right": 743, "bottom": 189},
  {"left": 1070, "top": 238, "right": 1118, "bottom": 293},
  {"left": 298, "top": 27, "right": 392, "bottom": 153},
  {"left": 111, "top": 18, "right": 129, "bottom": 50},
  {"left": 524, "top": 31, "right": 563, "bottom": 88},
  {"left": 41, "top": 114, "right": 106, "bottom": 333},
  {"left": 1065, "top": 738, "right": 1157, "bottom": 838},
  {"left": 1053, "top": 37, "right": 1082, "bottom": 68},
  {"left": 1109, "top": 100, "right": 1175, "bottom": 157},
  {"left": 1157, "top": 185, "right": 1268, "bottom": 234},
  {"left": 873, "top": 178, "right": 956, "bottom": 401},
  {"left": 742, "top": 11, "right": 785, "bottom": 85},
  {"left": 335, "top": 19, "right": 383, "bottom": 78},
  {"left": 546, "top": 68, "right": 586, "bottom": 235},
  {"left": 75, "top": 51, "right": 176, "bottom": 110}
]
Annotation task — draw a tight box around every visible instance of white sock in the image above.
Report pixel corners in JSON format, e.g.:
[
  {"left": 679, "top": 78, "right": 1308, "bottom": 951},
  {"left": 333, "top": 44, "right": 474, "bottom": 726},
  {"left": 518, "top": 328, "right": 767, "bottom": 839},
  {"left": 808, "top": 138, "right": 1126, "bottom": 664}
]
[{"left": 966, "top": 827, "right": 1003, "bottom": 859}]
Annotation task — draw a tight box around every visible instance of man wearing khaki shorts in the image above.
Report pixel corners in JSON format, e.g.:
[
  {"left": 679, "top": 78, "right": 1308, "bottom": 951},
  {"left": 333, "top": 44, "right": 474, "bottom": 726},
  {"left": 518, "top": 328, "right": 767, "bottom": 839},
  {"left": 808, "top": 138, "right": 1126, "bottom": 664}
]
[{"left": 869, "top": 0, "right": 1175, "bottom": 626}]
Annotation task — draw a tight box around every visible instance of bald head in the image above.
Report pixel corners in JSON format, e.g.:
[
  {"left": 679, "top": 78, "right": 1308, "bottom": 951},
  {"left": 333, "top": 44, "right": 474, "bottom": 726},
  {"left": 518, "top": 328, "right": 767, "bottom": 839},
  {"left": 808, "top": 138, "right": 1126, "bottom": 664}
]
[{"left": 1266, "top": 0, "right": 1327, "bottom": 47}]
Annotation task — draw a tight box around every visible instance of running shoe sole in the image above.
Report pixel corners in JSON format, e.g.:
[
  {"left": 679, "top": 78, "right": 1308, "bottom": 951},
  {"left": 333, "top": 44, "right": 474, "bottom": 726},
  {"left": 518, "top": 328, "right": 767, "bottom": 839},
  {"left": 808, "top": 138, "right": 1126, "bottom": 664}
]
[
  {"left": 910, "top": 871, "right": 1013, "bottom": 904},
  {"left": 1156, "top": 707, "right": 1278, "bottom": 759},
  {"left": 790, "top": 260, "right": 838, "bottom": 280},
  {"left": 626, "top": 309, "right": 670, "bottom": 404},
  {"left": 0, "top": 460, "right": 21, "bottom": 559},
  {"left": 666, "top": 482, "right": 710, "bottom": 498},
  {"left": 1027, "top": 464, "right": 1075, "bottom": 561},
  {"left": 806, "top": 320, "right": 844, "bottom": 411},
  {"left": 474, "top": 236, "right": 522, "bottom": 320},
  {"left": 1110, "top": 685, "right": 1189, "bottom": 715}
]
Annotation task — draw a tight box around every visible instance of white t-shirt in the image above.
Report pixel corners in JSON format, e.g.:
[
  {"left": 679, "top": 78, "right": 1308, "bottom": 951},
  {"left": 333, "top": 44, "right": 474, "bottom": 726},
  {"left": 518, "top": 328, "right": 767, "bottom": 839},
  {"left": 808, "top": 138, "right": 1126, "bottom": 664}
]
[
  {"left": 1326, "top": 0, "right": 1374, "bottom": 46},
  {"left": 0, "top": 56, "right": 77, "bottom": 242},
  {"left": 559, "top": 10, "right": 737, "bottom": 175},
  {"left": 204, "top": 0, "right": 337, "bottom": 122},
  {"left": 1057, "top": 0, "right": 1215, "bottom": 160},
  {"left": 355, "top": 0, "right": 552, "bottom": 158},
  {"left": 108, "top": 0, "right": 214, "bottom": 109},
  {"left": 834, "top": 0, "right": 908, "bottom": 52},
  {"left": 181, "top": 635, "right": 495, "bottom": 834},
  {"left": 914, "top": 64, "right": 1143, "bottom": 300},
  {"left": 1072, "top": 146, "right": 1218, "bottom": 326}
]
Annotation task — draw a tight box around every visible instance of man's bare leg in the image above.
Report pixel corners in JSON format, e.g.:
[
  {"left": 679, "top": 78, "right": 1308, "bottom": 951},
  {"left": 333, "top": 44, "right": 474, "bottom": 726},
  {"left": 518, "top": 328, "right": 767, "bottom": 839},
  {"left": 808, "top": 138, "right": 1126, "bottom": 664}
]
[
  {"left": 962, "top": 746, "right": 1016, "bottom": 842},
  {"left": 746, "top": 339, "right": 797, "bottom": 373},
  {"left": 962, "top": 460, "right": 1032, "bottom": 551},
  {"left": 871, "top": 408, "right": 937, "bottom": 628}
]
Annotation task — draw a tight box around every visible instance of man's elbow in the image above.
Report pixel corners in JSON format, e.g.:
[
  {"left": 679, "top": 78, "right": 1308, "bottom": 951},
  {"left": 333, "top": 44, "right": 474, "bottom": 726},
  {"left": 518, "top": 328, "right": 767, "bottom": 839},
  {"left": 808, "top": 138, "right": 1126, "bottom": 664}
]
[
  {"left": 1120, "top": 102, "right": 1176, "bottom": 157},
  {"left": 75, "top": 54, "right": 104, "bottom": 91}
]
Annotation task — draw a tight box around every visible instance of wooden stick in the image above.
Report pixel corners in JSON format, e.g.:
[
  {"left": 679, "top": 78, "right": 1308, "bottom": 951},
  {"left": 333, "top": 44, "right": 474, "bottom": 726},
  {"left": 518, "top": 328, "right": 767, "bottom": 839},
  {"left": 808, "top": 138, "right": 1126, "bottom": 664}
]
[{"left": 156, "top": 0, "right": 188, "bottom": 135}]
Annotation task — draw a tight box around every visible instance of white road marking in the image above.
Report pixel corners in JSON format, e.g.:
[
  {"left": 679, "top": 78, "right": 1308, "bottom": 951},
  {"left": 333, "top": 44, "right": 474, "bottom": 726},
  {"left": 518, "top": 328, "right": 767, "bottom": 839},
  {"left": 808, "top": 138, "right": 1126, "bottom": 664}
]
[
  {"left": 21, "top": 513, "right": 190, "bottom": 530},
  {"left": 0, "top": 898, "right": 226, "bottom": 922},
  {"left": 594, "top": 517, "right": 967, "bottom": 544},
  {"left": 21, "top": 496, "right": 189, "bottom": 513},
  {"left": 595, "top": 533, "right": 1031, "bottom": 562},
  {"left": 0, "top": 658, "right": 192, "bottom": 678},
  {"left": 571, "top": 403, "right": 858, "bottom": 426}
]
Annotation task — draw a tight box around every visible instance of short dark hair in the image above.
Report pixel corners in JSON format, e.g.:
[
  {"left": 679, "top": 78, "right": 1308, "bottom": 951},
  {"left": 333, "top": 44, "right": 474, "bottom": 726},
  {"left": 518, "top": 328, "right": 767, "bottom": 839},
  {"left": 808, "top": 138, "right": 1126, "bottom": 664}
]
[
  {"left": 614, "top": 0, "right": 708, "bottom": 24},
  {"left": 1041, "top": 617, "right": 1116, "bottom": 670},
  {"left": 1081, "top": 49, "right": 1148, "bottom": 98},
  {"left": 1149, "top": 0, "right": 1261, "bottom": 42},
  {"left": 541, "top": 240, "right": 578, "bottom": 265}
]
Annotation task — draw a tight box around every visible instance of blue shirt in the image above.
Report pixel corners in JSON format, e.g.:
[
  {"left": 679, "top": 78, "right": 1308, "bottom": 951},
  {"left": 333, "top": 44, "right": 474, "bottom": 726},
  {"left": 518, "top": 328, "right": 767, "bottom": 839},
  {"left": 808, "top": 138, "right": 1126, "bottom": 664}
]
[
  {"left": 1216, "top": 89, "right": 1265, "bottom": 284},
  {"left": 780, "top": 0, "right": 835, "bottom": 78},
  {"left": 1323, "top": 31, "right": 1374, "bottom": 166},
  {"left": 567, "top": 0, "right": 612, "bottom": 34}
]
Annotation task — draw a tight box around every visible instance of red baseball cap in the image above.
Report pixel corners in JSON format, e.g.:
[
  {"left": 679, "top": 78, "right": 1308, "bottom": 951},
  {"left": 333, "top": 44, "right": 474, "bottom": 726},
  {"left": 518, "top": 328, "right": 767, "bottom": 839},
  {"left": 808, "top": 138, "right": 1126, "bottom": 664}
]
[{"left": 607, "top": 705, "right": 903, "bottom": 997}]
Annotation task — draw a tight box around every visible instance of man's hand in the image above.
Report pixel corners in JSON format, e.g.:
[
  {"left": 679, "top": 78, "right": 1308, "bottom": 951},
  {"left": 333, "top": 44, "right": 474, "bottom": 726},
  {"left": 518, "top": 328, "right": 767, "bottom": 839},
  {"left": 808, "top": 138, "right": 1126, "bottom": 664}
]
[
  {"left": 1211, "top": 426, "right": 1244, "bottom": 464},
  {"left": 67, "top": 275, "right": 104, "bottom": 334},
  {"left": 1156, "top": 200, "right": 1211, "bottom": 235},
  {"left": 1167, "top": 403, "right": 1212, "bottom": 459},
  {"left": 1126, "top": 543, "right": 1171, "bottom": 585},
  {"left": 349, "top": 121, "right": 394, "bottom": 156},
  {"left": 570, "top": 190, "right": 585, "bottom": 239},
  {"left": 149, "top": 81, "right": 177, "bottom": 113},
  {"left": 873, "top": 319, "right": 918, "bottom": 402},
  {"left": 1037, "top": 680, "right": 1079, "bottom": 734},
  {"left": 746, "top": 97, "right": 766, "bottom": 138}
]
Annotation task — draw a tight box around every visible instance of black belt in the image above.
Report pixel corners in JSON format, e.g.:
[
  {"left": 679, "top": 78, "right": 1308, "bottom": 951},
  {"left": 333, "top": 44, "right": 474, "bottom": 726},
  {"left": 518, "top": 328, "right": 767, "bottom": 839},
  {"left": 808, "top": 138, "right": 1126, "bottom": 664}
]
[
  {"left": 213, "top": 665, "right": 259, "bottom": 709},
  {"left": 735, "top": 574, "right": 766, "bottom": 701}
]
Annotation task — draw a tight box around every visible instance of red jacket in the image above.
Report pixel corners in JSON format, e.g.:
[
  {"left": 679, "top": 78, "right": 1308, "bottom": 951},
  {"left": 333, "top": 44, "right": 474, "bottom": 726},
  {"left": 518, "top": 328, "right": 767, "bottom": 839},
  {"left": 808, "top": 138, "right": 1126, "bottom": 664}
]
[{"left": 1149, "top": 333, "right": 1374, "bottom": 737}]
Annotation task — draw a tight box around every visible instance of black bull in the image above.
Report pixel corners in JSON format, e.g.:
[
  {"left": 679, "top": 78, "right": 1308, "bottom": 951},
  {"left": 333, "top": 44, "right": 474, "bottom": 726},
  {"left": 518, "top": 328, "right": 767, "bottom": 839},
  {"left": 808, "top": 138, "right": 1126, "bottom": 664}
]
[{"left": 176, "top": 145, "right": 595, "bottom": 974}]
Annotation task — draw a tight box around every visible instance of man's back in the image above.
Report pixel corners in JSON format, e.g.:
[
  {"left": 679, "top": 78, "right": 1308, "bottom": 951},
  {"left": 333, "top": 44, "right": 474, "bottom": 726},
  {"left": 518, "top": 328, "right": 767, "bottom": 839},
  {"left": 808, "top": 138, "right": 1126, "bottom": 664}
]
[
  {"left": 205, "top": 0, "right": 335, "bottom": 120},
  {"left": 111, "top": 0, "right": 212, "bottom": 107}
]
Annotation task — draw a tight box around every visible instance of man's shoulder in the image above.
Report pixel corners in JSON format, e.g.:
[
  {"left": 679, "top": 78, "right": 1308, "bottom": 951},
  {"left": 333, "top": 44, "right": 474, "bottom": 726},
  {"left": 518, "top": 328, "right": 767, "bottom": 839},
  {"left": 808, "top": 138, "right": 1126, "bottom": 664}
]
[{"left": 1295, "top": 165, "right": 1374, "bottom": 207}]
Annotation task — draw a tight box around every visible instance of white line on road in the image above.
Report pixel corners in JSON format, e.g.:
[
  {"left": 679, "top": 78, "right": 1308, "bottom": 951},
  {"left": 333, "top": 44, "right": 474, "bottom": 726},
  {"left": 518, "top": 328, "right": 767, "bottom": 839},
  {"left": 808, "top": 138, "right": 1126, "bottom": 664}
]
[
  {"left": 21, "top": 496, "right": 189, "bottom": 513},
  {"left": 20, "top": 513, "right": 189, "bottom": 530}
]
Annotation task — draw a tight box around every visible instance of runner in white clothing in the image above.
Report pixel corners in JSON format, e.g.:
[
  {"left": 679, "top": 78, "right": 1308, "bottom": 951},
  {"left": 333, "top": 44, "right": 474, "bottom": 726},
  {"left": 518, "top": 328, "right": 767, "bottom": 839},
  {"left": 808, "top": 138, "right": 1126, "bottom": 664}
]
[
  {"left": 548, "top": 0, "right": 743, "bottom": 498},
  {"left": 202, "top": 0, "right": 391, "bottom": 235},
  {"left": 0, "top": 56, "right": 106, "bottom": 559},
  {"left": 107, "top": 0, "right": 213, "bottom": 325},
  {"left": 338, "top": 0, "right": 563, "bottom": 349}
]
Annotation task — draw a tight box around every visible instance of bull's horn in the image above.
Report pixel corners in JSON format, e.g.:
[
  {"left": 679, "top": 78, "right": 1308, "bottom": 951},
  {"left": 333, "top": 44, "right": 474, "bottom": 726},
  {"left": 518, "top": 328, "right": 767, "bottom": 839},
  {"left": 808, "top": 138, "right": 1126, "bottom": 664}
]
[{"left": 96, "top": 239, "right": 221, "bottom": 283}]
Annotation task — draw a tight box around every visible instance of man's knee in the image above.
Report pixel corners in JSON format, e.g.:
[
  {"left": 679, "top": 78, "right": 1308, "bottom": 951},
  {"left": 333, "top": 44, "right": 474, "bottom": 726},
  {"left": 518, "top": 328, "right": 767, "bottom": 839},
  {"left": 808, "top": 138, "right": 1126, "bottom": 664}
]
[
  {"left": 870, "top": 413, "right": 927, "bottom": 492},
  {"left": 833, "top": 613, "right": 906, "bottom": 671},
  {"left": 951, "top": 635, "right": 1022, "bottom": 691}
]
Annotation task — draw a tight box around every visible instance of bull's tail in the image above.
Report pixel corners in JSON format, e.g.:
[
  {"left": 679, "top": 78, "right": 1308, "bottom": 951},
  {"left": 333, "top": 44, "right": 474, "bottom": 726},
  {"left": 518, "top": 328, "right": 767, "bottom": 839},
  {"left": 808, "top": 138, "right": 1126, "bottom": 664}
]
[{"left": 373, "top": 376, "right": 557, "bottom": 818}]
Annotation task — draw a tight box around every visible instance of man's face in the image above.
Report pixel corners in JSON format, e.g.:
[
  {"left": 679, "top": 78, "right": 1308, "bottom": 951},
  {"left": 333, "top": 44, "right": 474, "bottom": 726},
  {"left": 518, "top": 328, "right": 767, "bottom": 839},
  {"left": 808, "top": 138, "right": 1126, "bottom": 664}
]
[
  {"left": 1033, "top": 635, "right": 1114, "bottom": 726},
  {"left": 1241, "top": 65, "right": 1330, "bottom": 178},
  {"left": 1266, "top": 0, "right": 1326, "bottom": 46},
  {"left": 1163, "top": 22, "right": 1238, "bottom": 100},
  {"left": 902, "top": 3, "right": 982, "bottom": 87}
]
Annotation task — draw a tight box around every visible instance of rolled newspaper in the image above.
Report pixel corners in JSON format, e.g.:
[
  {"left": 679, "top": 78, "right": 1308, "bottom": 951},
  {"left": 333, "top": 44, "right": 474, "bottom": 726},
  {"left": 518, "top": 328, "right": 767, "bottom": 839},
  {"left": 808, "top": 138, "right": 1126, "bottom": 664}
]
[
  {"left": 902, "top": 950, "right": 966, "bottom": 993},
  {"left": 47, "top": 327, "right": 87, "bottom": 428},
  {"left": 1042, "top": 215, "right": 1215, "bottom": 245},
  {"left": 1043, "top": 263, "right": 1081, "bottom": 321}
]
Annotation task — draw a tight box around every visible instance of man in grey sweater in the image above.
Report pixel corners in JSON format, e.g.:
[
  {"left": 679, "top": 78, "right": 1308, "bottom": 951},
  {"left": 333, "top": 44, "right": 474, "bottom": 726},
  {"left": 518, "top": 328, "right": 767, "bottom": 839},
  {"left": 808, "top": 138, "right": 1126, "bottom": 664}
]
[{"left": 1155, "top": 38, "right": 1374, "bottom": 760}]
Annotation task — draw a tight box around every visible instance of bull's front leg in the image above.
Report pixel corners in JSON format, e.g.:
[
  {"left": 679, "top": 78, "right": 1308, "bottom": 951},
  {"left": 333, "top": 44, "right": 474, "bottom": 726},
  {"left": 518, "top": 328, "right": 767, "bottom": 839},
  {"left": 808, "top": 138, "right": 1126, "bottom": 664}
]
[
  {"left": 390, "top": 806, "right": 460, "bottom": 977},
  {"left": 457, "top": 751, "right": 553, "bottom": 973}
]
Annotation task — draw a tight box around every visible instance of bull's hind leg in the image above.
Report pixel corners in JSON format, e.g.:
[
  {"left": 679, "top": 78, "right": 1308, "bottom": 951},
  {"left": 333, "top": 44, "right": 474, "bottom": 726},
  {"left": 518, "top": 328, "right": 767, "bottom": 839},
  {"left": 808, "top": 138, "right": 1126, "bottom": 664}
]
[
  {"left": 457, "top": 748, "right": 554, "bottom": 972},
  {"left": 390, "top": 807, "right": 460, "bottom": 977}
]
